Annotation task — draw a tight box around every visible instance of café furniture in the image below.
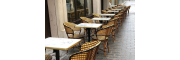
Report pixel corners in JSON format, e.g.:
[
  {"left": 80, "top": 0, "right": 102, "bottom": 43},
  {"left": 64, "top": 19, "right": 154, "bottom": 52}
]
[
  {"left": 92, "top": 24, "right": 114, "bottom": 57},
  {"left": 63, "top": 22, "right": 85, "bottom": 53},
  {"left": 99, "top": 14, "right": 115, "bottom": 18},
  {"left": 111, "top": 9, "right": 122, "bottom": 11},
  {"left": 69, "top": 40, "right": 101, "bottom": 60},
  {"left": 91, "top": 18, "right": 111, "bottom": 21},
  {"left": 75, "top": 23, "right": 102, "bottom": 42},
  {"left": 107, "top": 11, "right": 119, "bottom": 13},
  {"left": 45, "top": 37, "right": 81, "bottom": 60},
  {"left": 45, "top": 54, "right": 52, "bottom": 60}
]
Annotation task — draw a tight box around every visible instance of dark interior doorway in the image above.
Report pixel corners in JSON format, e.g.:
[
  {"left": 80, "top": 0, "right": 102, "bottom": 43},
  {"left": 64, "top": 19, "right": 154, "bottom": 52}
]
[
  {"left": 101, "top": 0, "right": 103, "bottom": 10},
  {"left": 45, "top": 0, "right": 51, "bottom": 38}
]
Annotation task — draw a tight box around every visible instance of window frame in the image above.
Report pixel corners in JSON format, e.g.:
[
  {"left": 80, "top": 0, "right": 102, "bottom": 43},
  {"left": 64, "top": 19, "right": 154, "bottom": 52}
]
[{"left": 67, "top": 0, "right": 93, "bottom": 24}]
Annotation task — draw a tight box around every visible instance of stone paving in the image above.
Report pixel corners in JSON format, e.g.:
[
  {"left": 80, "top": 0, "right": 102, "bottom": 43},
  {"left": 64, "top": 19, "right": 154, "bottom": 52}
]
[
  {"left": 95, "top": 1, "right": 135, "bottom": 60},
  {"left": 46, "top": 1, "right": 135, "bottom": 60}
]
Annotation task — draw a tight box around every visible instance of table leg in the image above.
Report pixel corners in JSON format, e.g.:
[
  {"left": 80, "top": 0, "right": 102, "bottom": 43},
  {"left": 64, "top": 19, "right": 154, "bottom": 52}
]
[
  {"left": 86, "top": 28, "right": 91, "bottom": 42},
  {"left": 53, "top": 49, "right": 60, "bottom": 60}
]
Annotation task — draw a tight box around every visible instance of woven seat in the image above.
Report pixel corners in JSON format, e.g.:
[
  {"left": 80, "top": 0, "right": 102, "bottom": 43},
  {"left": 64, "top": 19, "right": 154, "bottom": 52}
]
[
  {"left": 69, "top": 34, "right": 84, "bottom": 38},
  {"left": 92, "top": 36, "right": 108, "bottom": 40},
  {"left": 69, "top": 41, "right": 101, "bottom": 60},
  {"left": 45, "top": 54, "right": 52, "bottom": 60}
]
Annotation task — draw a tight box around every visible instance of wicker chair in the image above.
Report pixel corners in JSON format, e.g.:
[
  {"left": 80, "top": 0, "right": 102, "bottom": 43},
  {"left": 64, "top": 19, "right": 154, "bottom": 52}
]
[
  {"left": 63, "top": 22, "right": 85, "bottom": 53},
  {"left": 45, "top": 54, "right": 52, "bottom": 60},
  {"left": 102, "top": 10, "right": 109, "bottom": 14},
  {"left": 107, "top": 17, "right": 119, "bottom": 42},
  {"left": 93, "top": 13, "right": 101, "bottom": 18},
  {"left": 112, "top": 6, "right": 116, "bottom": 9},
  {"left": 80, "top": 17, "right": 93, "bottom": 23},
  {"left": 115, "top": 11, "right": 124, "bottom": 26},
  {"left": 92, "top": 13, "right": 102, "bottom": 23},
  {"left": 92, "top": 24, "right": 114, "bottom": 57},
  {"left": 105, "top": 8, "right": 111, "bottom": 11},
  {"left": 69, "top": 40, "right": 101, "bottom": 60},
  {"left": 117, "top": 5, "right": 122, "bottom": 7},
  {"left": 122, "top": 6, "right": 128, "bottom": 19},
  {"left": 113, "top": 13, "right": 123, "bottom": 33},
  {"left": 117, "top": 7, "right": 126, "bottom": 22},
  {"left": 127, "top": 6, "right": 131, "bottom": 14},
  {"left": 63, "top": 22, "right": 84, "bottom": 38}
]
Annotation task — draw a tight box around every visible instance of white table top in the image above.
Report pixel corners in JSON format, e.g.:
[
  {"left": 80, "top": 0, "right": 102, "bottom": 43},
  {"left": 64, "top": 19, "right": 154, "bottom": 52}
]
[
  {"left": 91, "top": 18, "right": 111, "bottom": 21},
  {"left": 100, "top": 14, "right": 115, "bottom": 16},
  {"left": 107, "top": 11, "right": 119, "bottom": 12},
  {"left": 45, "top": 37, "right": 81, "bottom": 50},
  {"left": 75, "top": 23, "right": 102, "bottom": 28},
  {"left": 112, "top": 9, "right": 122, "bottom": 10}
]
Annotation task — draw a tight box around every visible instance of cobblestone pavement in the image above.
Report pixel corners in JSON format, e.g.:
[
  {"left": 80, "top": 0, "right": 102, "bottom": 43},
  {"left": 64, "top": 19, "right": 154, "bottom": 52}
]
[{"left": 46, "top": 1, "right": 135, "bottom": 60}]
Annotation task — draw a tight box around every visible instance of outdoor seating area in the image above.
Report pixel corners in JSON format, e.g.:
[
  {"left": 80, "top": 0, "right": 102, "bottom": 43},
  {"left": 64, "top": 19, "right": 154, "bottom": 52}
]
[
  {"left": 45, "top": 2, "right": 134, "bottom": 60},
  {"left": 3, "top": 0, "right": 180, "bottom": 60}
]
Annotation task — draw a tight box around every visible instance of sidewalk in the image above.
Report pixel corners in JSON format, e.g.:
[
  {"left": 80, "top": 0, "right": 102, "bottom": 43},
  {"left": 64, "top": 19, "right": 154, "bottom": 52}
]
[{"left": 95, "top": 1, "right": 135, "bottom": 60}]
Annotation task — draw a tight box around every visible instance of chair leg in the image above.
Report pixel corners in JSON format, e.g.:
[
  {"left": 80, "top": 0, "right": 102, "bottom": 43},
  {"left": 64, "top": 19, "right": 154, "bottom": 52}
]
[
  {"left": 120, "top": 19, "right": 122, "bottom": 26},
  {"left": 113, "top": 36, "right": 115, "bottom": 42},
  {"left": 80, "top": 38, "right": 85, "bottom": 44},
  {"left": 79, "top": 30, "right": 81, "bottom": 35},
  {"left": 116, "top": 24, "right": 119, "bottom": 33},
  {"left": 103, "top": 41, "right": 107, "bottom": 57},
  {"left": 83, "top": 38, "right": 85, "bottom": 43},
  {"left": 107, "top": 41, "right": 109, "bottom": 53},
  {"left": 79, "top": 42, "right": 81, "bottom": 46},
  {"left": 113, "top": 31, "right": 116, "bottom": 42}
]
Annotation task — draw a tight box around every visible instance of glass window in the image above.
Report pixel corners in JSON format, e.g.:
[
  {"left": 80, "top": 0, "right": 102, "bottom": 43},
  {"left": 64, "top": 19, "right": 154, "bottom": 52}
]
[
  {"left": 66, "top": 0, "right": 93, "bottom": 23},
  {"left": 66, "top": 0, "right": 75, "bottom": 22},
  {"left": 77, "top": 0, "right": 85, "bottom": 18}
]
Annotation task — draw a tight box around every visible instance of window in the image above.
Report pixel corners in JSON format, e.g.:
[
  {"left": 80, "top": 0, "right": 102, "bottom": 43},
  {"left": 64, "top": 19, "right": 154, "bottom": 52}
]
[
  {"left": 77, "top": 0, "right": 85, "bottom": 18},
  {"left": 66, "top": 0, "right": 75, "bottom": 22},
  {"left": 66, "top": 0, "right": 93, "bottom": 23}
]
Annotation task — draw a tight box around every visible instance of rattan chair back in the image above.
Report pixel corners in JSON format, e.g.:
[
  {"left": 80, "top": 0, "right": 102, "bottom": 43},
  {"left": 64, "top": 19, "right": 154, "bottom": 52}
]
[
  {"left": 95, "top": 24, "right": 114, "bottom": 39},
  {"left": 63, "top": 22, "right": 74, "bottom": 34},
  {"left": 93, "top": 13, "right": 101, "bottom": 18},
  {"left": 80, "top": 17, "right": 93, "bottom": 23},
  {"left": 45, "top": 54, "right": 52, "bottom": 60},
  {"left": 69, "top": 41, "right": 101, "bottom": 60},
  {"left": 102, "top": 10, "right": 108, "bottom": 14}
]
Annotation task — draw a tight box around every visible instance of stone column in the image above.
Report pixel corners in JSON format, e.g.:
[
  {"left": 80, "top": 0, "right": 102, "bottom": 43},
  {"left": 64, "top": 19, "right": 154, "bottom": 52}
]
[
  {"left": 47, "top": 0, "right": 68, "bottom": 38},
  {"left": 103, "top": 0, "right": 110, "bottom": 10},
  {"left": 93, "top": 0, "right": 101, "bottom": 14}
]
